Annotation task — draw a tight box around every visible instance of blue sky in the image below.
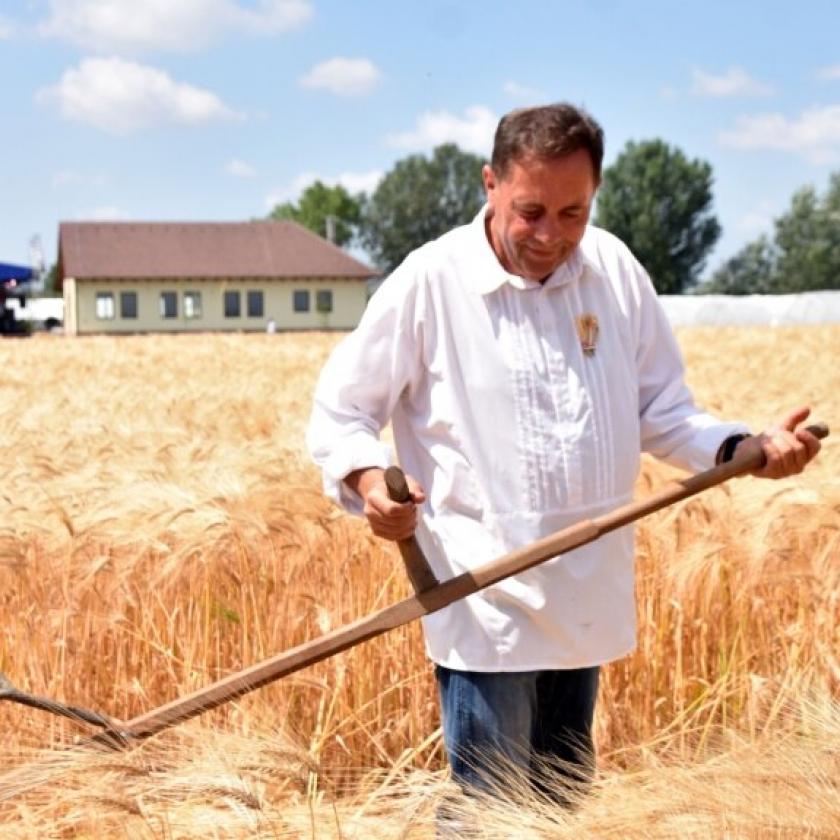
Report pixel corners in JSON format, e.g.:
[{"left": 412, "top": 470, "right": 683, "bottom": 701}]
[{"left": 2, "top": 0, "right": 839, "bottom": 278}]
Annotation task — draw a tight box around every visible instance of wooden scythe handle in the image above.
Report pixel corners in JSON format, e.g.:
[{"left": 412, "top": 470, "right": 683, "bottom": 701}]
[
  {"left": 89, "top": 421, "right": 828, "bottom": 746},
  {"left": 384, "top": 465, "right": 440, "bottom": 594}
]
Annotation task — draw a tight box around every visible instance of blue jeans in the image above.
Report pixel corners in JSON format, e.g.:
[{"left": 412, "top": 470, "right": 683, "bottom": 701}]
[{"left": 435, "top": 664, "right": 600, "bottom": 803}]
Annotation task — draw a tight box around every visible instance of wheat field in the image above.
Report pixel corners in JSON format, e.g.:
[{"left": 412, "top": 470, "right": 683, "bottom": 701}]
[{"left": 0, "top": 326, "right": 838, "bottom": 838}]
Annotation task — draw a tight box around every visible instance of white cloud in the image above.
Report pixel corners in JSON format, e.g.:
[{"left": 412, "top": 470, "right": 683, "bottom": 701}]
[
  {"left": 334, "top": 170, "right": 383, "bottom": 195},
  {"left": 818, "top": 65, "right": 840, "bottom": 81},
  {"left": 37, "top": 57, "right": 241, "bottom": 134},
  {"left": 386, "top": 105, "right": 497, "bottom": 155},
  {"left": 39, "top": 0, "right": 313, "bottom": 53},
  {"left": 264, "top": 169, "right": 383, "bottom": 210},
  {"left": 239, "top": 0, "right": 313, "bottom": 32},
  {"left": 0, "top": 16, "right": 13, "bottom": 39},
  {"left": 299, "top": 57, "right": 381, "bottom": 97},
  {"left": 502, "top": 81, "right": 545, "bottom": 102},
  {"left": 691, "top": 67, "right": 773, "bottom": 98},
  {"left": 226, "top": 158, "right": 256, "bottom": 178},
  {"left": 719, "top": 105, "right": 840, "bottom": 164}
]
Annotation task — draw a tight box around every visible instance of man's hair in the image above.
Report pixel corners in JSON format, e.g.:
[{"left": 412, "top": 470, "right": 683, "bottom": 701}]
[{"left": 491, "top": 103, "right": 605, "bottom": 181}]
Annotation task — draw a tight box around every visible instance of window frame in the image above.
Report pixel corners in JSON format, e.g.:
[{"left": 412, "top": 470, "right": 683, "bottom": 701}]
[
  {"left": 316, "top": 289, "right": 333, "bottom": 314},
  {"left": 184, "top": 290, "right": 203, "bottom": 320},
  {"left": 247, "top": 289, "right": 264, "bottom": 318},
  {"left": 119, "top": 291, "right": 137, "bottom": 319},
  {"left": 159, "top": 291, "right": 178, "bottom": 319},
  {"left": 293, "top": 289, "right": 310, "bottom": 313},
  {"left": 95, "top": 291, "right": 115, "bottom": 320},
  {"left": 224, "top": 289, "right": 241, "bottom": 318}
]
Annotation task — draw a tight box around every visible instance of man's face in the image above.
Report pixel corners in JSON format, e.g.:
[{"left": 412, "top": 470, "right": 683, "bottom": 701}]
[{"left": 483, "top": 149, "right": 598, "bottom": 282}]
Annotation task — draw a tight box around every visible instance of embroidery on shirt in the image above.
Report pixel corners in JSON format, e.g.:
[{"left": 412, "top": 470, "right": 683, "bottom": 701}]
[{"left": 576, "top": 313, "right": 599, "bottom": 357}]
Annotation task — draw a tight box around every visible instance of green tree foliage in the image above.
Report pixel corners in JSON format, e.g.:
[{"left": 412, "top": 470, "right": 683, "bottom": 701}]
[
  {"left": 774, "top": 176, "right": 840, "bottom": 291},
  {"left": 269, "top": 181, "right": 361, "bottom": 247},
  {"left": 701, "top": 173, "right": 840, "bottom": 294},
  {"left": 359, "top": 143, "right": 486, "bottom": 273},
  {"left": 594, "top": 139, "right": 721, "bottom": 294},
  {"left": 699, "top": 236, "right": 777, "bottom": 295},
  {"left": 43, "top": 263, "right": 61, "bottom": 296}
]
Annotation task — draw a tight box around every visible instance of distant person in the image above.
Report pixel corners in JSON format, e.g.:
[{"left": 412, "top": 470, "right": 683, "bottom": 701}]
[
  {"left": 266, "top": 318, "right": 277, "bottom": 334},
  {"left": 307, "top": 103, "right": 822, "bottom": 807}
]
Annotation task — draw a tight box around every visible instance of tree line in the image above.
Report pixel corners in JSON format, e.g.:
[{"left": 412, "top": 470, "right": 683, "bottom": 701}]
[{"left": 270, "top": 142, "right": 840, "bottom": 296}]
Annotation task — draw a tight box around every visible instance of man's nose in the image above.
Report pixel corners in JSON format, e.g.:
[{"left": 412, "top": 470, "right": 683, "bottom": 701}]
[{"left": 533, "top": 215, "right": 561, "bottom": 245}]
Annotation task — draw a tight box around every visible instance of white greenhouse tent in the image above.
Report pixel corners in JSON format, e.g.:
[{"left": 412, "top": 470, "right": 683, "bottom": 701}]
[{"left": 658, "top": 291, "right": 840, "bottom": 327}]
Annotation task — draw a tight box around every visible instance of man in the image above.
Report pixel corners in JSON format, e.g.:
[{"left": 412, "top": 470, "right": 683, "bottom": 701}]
[{"left": 306, "top": 103, "right": 821, "bottom": 800}]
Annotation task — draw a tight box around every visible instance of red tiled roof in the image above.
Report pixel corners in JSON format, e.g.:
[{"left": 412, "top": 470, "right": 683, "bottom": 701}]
[{"left": 58, "top": 221, "right": 376, "bottom": 280}]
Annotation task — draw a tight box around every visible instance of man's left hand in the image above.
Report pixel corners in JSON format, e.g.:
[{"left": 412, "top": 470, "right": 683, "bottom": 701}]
[{"left": 735, "top": 405, "right": 822, "bottom": 479}]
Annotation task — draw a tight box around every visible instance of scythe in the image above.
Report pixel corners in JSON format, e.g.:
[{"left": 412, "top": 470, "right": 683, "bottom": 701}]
[{"left": 1, "top": 423, "right": 828, "bottom": 750}]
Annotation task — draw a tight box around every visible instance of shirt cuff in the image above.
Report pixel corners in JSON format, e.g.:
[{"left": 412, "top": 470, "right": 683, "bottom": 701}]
[
  {"left": 322, "top": 436, "right": 393, "bottom": 515},
  {"left": 678, "top": 421, "right": 752, "bottom": 473}
]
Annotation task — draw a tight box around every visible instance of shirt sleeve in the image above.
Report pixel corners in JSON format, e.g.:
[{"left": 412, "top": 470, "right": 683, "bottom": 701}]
[
  {"left": 306, "top": 261, "right": 425, "bottom": 514},
  {"left": 632, "top": 262, "right": 750, "bottom": 473}
]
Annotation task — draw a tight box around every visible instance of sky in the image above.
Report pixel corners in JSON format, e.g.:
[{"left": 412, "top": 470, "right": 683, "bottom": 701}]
[{"left": 2, "top": 0, "right": 840, "bottom": 279}]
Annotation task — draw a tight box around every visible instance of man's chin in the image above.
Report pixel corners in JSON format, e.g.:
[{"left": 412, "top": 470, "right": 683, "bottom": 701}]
[
  {"left": 520, "top": 258, "right": 563, "bottom": 282},
  {"left": 519, "top": 245, "right": 571, "bottom": 277}
]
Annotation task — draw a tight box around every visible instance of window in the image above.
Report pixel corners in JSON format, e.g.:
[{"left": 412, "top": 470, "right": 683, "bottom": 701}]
[
  {"left": 293, "top": 289, "right": 310, "bottom": 312},
  {"left": 160, "top": 291, "right": 177, "bottom": 319},
  {"left": 224, "top": 290, "right": 241, "bottom": 317},
  {"left": 247, "top": 289, "right": 264, "bottom": 318},
  {"left": 120, "top": 291, "right": 137, "bottom": 319},
  {"left": 95, "top": 292, "right": 115, "bottom": 320},
  {"left": 316, "top": 289, "right": 333, "bottom": 313},
  {"left": 184, "top": 291, "right": 202, "bottom": 319}
]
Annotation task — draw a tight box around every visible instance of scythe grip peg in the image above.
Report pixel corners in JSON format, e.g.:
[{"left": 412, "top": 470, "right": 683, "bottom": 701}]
[{"left": 384, "top": 466, "right": 440, "bottom": 594}]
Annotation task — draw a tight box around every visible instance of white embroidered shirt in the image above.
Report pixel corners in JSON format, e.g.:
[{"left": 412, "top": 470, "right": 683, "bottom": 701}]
[{"left": 307, "top": 208, "right": 747, "bottom": 670}]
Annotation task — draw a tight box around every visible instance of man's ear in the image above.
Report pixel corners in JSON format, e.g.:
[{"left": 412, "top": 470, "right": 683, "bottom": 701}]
[{"left": 481, "top": 164, "right": 497, "bottom": 202}]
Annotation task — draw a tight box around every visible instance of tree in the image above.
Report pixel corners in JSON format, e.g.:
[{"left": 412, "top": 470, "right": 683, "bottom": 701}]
[
  {"left": 46, "top": 263, "right": 63, "bottom": 296},
  {"left": 773, "top": 175, "right": 840, "bottom": 291},
  {"left": 269, "top": 181, "right": 362, "bottom": 248},
  {"left": 359, "top": 143, "right": 486, "bottom": 273},
  {"left": 699, "top": 236, "right": 777, "bottom": 295},
  {"left": 699, "top": 172, "right": 840, "bottom": 294},
  {"left": 594, "top": 139, "right": 721, "bottom": 294}
]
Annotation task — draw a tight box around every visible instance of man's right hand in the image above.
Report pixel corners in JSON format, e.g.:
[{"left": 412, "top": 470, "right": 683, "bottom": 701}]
[{"left": 344, "top": 467, "right": 426, "bottom": 541}]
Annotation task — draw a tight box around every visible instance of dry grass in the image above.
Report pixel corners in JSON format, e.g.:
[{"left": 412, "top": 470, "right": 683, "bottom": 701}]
[
  {"left": 0, "top": 325, "right": 838, "bottom": 837},
  {"left": 1, "top": 695, "right": 837, "bottom": 838}
]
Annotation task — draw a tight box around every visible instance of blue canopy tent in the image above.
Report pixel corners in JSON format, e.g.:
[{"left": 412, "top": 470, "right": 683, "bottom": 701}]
[
  {"left": 1, "top": 262, "right": 37, "bottom": 334},
  {"left": 0, "top": 262, "right": 34, "bottom": 284}
]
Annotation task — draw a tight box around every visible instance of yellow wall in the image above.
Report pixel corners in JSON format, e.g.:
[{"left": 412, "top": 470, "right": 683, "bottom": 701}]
[{"left": 67, "top": 277, "right": 369, "bottom": 335}]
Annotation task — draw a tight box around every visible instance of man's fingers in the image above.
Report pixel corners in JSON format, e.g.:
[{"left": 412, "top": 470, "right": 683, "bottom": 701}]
[
  {"left": 775, "top": 404, "right": 811, "bottom": 433},
  {"left": 367, "top": 508, "right": 418, "bottom": 540},
  {"left": 405, "top": 475, "right": 427, "bottom": 505},
  {"left": 364, "top": 483, "right": 420, "bottom": 541},
  {"left": 759, "top": 438, "right": 784, "bottom": 478},
  {"left": 750, "top": 405, "right": 824, "bottom": 479},
  {"left": 757, "top": 428, "right": 815, "bottom": 478},
  {"left": 374, "top": 524, "right": 417, "bottom": 541},
  {"left": 782, "top": 433, "right": 809, "bottom": 474},
  {"left": 796, "top": 427, "right": 823, "bottom": 460}
]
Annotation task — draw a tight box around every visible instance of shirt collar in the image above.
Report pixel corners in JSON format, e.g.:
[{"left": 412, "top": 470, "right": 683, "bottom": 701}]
[{"left": 469, "top": 204, "right": 592, "bottom": 295}]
